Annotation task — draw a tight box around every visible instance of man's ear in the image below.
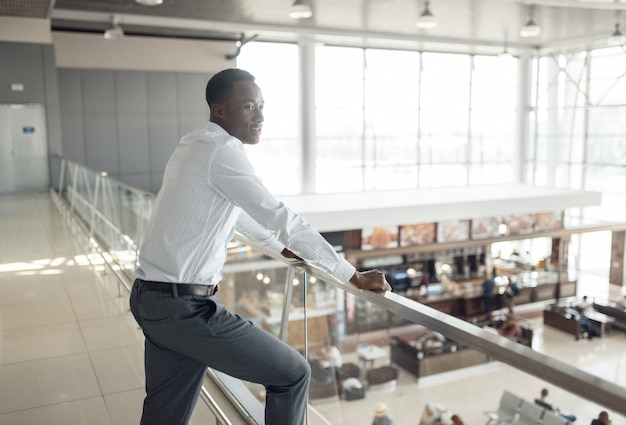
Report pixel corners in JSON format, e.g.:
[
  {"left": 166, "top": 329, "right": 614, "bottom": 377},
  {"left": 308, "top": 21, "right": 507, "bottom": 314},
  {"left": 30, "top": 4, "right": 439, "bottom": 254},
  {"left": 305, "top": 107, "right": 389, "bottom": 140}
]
[{"left": 211, "top": 104, "right": 224, "bottom": 119}]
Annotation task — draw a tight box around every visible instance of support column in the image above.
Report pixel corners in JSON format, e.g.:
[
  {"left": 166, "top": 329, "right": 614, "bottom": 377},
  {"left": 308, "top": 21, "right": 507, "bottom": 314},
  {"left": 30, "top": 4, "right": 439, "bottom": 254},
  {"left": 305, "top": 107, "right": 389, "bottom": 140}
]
[
  {"left": 551, "top": 236, "right": 570, "bottom": 300},
  {"left": 299, "top": 39, "right": 316, "bottom": 194},
  {"left": 610, "top": 231, "right": 626, "bottom": 286}
]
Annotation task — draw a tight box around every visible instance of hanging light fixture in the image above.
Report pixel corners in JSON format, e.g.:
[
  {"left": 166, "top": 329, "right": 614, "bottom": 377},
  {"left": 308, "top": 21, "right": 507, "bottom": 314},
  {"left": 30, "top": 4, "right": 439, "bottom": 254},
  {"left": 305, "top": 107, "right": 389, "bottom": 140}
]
[
  {"left": 135, "top": 0, "right": 163, "bottom": 5},
  {"left": 608, "top": 22, "right": 626, "bottom": 46},
  {"left": 520, "top": 7, "right": 541, "bottom": 38},
  {"left": 415, "top": 0, "right": 437, "bottom": 29},
  {"left": 608, "top": 8, "right": 626, "bottom": 46},
  {"left": 104, "top": 16, "right": 124, "bottom": 40},
  {"left": 289, "top": 0, "right": 313, "bottom": 19}
]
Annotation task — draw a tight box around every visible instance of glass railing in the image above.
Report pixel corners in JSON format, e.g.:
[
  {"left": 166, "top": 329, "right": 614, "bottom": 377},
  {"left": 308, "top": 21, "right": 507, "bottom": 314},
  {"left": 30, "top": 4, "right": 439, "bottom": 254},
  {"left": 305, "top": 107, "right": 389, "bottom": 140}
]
[{"left": 50, "top": 155, "right": 626, "bottom": 424}]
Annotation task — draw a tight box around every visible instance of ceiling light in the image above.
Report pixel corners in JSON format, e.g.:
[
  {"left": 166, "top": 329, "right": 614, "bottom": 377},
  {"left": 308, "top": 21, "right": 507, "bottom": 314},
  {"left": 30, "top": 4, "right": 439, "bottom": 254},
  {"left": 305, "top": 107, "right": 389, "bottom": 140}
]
[
  {"left": 289, "top": 0, "right": 312, "bottom": 19},
  {"left": 104, "top": 15, "right": 124, "bottom": 40},
  {"left": 520, "top": 16, "right": 541, "bottom": 37},
  {"left": 415, "top": 0, "right": 437, "bottom": 29},
  {"left": 498, "top": 47, "right": 514, "bottom": 58},
  {"left": 104, "top": 24, "right": 124, "bottom": 40},
  {"left": 608, "top": 22, "right": 626, "bottom": 46},
  {"left": 135, "top": 0, "right": 163, "bottom": 5}
]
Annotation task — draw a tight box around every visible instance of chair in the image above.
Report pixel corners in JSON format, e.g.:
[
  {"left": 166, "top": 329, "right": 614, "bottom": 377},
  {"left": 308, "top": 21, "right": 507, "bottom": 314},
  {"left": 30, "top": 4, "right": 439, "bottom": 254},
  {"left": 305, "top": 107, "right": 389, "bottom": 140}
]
[
  {"left": 541, "top": 411, "right": 570, "bottom": 425},
  {"left": 517, "top": 401, "right": 545, "bottom": 425},
  {"left": 484, "top": 390, "right": 524, "bottom": 424},
  {"left": 337, "top": 362, "right": 360, "bottom": 380}
]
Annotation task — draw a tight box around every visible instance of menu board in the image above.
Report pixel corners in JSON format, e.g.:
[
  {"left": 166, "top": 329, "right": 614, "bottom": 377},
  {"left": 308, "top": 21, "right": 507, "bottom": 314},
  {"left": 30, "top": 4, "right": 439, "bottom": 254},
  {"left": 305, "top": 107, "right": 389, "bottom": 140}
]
[
  {"left": 534, "top": 211, "right": 563, "bottom": 231},
  {"left": 361, "top": 226, "right": 399, "bottom": 250},
  {"left": 471, "top": 217, "right": 501, "bottom": 239},
  {"left": 437, "top": 220, "right": 470, "bottom": 243},
  {"left": 399, "top": 223, "right": 437, "bottom": 247},
  {"left": 503, "top": 214, "right": 535, "bottom": 235}
]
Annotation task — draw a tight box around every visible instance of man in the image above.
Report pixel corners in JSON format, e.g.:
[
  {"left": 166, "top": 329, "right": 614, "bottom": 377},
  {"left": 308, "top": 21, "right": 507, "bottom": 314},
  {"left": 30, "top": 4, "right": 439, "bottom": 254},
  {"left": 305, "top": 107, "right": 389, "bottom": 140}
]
[
  {"left": 503, "top": 276, "right": 519, "bottom": 313},
  {"left": 129, "top": 68, "right": 390, "bottom": 425},
  {"left": 534, "top": 388, "right": 577, "bottom": 423},
  {"left": 577, "top": 295, "right": 597, "bottom": 339},
  {"left": 372, "top": 402, "right": 394, "bottom": 425},
  {"left": 482, "top": 269, "right": 496, "bottom": 314}
]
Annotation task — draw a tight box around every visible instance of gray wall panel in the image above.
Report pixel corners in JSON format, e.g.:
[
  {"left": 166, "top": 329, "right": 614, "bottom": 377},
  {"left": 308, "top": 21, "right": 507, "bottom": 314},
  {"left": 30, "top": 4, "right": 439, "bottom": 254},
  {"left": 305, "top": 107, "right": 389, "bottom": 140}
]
[
  {"left": 178, "top": 113, "right": 207, "bottom": 137},
  {"left": 118, "top": 112, "right": 150, "bottom": 174},
  {"left": 42, "top": 46, "right": 60, "bottom": 105},
  {"left": 147, "top": 73, "right": 177, "bottom": 113},
  {"left": 60, "top": 113, "right": 86, "bottom": 164},
  {"left": 120, "top": 174, "right": 151, "bottom": 193},
  {"left": 83, "top": 71, "right": 115, "bottom": 113},
  {"left": 177, "top": 73, "right": 210, "bottom": 113},
  {"left": 116, "top": 71, "right": 148, "bottom": 112},
  {"left": 0, "top": 43, "right": 45, "bottom": 103},
  {"left": 57, "top": 68, "right": 212, "bottom": 192},
  {"left": 150, "top": 172, "right": 164, "bottom": 194},
  {"left": 46, "top": 103, "right": 63, "bottom": 156},
  {"left": 59, "top": 70, "right": 83, "bottom": 112},
  {"left": 84, "top": 113, "right": 119, "bottom": 173},
  {"left": 148, "top": 113, "right": 178, "bottom": 173}
]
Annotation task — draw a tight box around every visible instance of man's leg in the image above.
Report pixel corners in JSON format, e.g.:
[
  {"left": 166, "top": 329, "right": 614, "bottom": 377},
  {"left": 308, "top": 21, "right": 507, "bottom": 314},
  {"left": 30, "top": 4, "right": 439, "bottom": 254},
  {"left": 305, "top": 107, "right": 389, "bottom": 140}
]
[
  {"left": 141, "top": 338, "right": 206, "bottom": 425},
  {"left": 175, "top": 299, "right": 311, "bottom": 425},
  {"left": 133, "top": 285, "right": 310, "bottom": 425}
]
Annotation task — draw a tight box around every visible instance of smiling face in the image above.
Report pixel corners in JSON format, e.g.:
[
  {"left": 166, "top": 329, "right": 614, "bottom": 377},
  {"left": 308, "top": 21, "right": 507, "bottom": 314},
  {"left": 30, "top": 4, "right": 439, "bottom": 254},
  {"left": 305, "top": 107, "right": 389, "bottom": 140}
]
[{"left": 210, "top": 80, "right": 264, "bottom": 145}]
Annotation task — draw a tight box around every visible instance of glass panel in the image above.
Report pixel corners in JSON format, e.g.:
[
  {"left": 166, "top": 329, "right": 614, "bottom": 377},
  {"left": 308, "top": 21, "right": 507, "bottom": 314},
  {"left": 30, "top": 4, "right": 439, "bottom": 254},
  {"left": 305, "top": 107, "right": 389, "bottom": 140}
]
[
  {"left": 420, "top": 53, "right": 470, "bottom": 167},
  {"left": 418, "top": 164, "right": 468, "bottom": 187},
  {"left": 316, "top": 47, "right": 364, "bottom": 109},
  {"left": 317, "top": 166, "right": 364, "bottom": 193},
  {"left": 589, "top": 47, "right": 626, "bottom": 106},
  {"left": 363, "top": 165, "right": 418, "bottom": 190}
]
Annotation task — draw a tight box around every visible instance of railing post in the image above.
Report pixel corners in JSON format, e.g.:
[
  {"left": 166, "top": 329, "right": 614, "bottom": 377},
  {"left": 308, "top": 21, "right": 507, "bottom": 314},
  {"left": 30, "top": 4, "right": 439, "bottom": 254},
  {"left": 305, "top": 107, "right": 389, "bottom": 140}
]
[
  {"left": 58, "top": 158, "right": 66, "bottom": 196},
  {"left": 278, "top": 263, "right": 298, "bottom": 343}
]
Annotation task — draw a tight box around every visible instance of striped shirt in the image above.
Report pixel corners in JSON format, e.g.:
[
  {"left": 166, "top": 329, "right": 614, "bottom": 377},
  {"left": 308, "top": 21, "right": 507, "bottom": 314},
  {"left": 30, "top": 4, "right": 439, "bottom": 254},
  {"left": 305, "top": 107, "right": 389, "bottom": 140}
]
[{"left": 135, "top": 122, "right": 356, "bottom": 286}]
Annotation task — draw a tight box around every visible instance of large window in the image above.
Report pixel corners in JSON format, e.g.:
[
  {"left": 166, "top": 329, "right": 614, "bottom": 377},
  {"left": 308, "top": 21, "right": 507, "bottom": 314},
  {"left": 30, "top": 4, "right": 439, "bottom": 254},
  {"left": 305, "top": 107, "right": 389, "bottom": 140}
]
[
  {"left": 529, "top": 47, "right": 626, "bottom": 224},
  {"left": 315, "top": 47, "right": 518, "bottom": 193},
  {"left": 315, "top": 46, "right": 366, "bottom": 193},
  {"left": 237, "top": 42, "right": 300, "bottom": 195},
  {"left": 528, "top": 46, "right": 626, "bottom": 286},
  {"left": 239, "top": 42, "right": 519, "bottom": 195}
]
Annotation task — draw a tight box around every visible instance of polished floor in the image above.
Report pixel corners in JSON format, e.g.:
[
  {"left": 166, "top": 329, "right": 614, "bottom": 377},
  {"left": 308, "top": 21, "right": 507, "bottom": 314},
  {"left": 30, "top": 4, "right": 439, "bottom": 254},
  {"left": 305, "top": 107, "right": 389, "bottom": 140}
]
[{"left": 0, "top": 192, "right": 625, "bottom": 425}]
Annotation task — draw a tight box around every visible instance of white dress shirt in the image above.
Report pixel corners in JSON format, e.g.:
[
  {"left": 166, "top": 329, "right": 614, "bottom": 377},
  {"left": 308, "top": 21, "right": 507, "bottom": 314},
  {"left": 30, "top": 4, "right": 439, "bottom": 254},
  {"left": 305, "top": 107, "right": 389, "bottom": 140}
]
[{"left": 135, "top": 122, "right": 356, "bottom": 286}]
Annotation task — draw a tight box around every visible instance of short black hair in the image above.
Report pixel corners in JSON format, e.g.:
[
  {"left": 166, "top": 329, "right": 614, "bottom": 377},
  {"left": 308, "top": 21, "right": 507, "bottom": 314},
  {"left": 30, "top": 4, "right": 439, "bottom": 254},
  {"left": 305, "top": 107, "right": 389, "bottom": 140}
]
[{"left": 205, "top": 68, "right": 256, "bottom": 107}]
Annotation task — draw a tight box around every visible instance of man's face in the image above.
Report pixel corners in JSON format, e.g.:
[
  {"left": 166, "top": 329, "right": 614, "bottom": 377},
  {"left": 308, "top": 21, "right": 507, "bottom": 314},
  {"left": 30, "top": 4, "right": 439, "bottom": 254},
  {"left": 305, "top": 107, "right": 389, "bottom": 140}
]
[{"left": 213, "top": 80, "right": 264, "bottom": 145}]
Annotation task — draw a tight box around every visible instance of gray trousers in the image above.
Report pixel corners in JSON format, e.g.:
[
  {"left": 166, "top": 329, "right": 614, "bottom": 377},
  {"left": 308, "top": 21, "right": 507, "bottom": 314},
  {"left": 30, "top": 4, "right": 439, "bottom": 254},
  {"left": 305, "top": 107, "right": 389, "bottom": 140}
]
[{"left": 130, "top": 279, "right": 311, "bottom": 425}]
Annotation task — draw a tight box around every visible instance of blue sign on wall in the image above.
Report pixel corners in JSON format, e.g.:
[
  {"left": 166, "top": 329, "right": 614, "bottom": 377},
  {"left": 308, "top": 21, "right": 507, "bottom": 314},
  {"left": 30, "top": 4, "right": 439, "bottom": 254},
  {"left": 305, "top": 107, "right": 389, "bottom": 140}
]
[{"left": 23, "top": 126, "right": 35, "bottom": 134}]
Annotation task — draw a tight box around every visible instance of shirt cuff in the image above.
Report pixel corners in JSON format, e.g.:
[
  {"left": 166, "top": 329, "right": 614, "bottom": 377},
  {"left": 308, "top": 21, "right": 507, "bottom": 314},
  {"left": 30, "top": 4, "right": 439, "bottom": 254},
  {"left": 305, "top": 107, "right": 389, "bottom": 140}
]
[
  {"left": 267, "top": 238, "right": 285, "bottom": 254},
  {"left": 333, "top": 259, "right": 356, "bottom": 283}
]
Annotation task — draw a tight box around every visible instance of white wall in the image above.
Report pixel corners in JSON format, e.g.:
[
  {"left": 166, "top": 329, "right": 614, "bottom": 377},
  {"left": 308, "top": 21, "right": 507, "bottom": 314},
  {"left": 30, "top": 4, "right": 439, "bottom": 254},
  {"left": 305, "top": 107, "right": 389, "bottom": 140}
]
[
  {"left": 0, "top": 17, "right": 52, "bottom": 44},
  {"left": 52, "top": 31, "right": 235, "bottom": 73}
]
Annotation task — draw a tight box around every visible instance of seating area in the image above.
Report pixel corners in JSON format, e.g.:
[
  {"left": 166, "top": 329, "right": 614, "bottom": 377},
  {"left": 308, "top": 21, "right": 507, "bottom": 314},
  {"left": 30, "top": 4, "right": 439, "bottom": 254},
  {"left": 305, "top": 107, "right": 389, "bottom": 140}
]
[
  {"left": 308, "top": 360, "right": 365, "bottom": 401},
  {"left": 484, "top": 390, "right": 570, "bottom": 425},
  {"left": 593, "top": 302, "right": 626, "bottom": 333},
  {"left": 390, "top": 334, "right": 489, "bottom": 379},
  {"left": 366, "top": 365, "right": 398, "bottom": 389},
  {"left": 543, "top": 306, "right": 584, "bottom": 339}
]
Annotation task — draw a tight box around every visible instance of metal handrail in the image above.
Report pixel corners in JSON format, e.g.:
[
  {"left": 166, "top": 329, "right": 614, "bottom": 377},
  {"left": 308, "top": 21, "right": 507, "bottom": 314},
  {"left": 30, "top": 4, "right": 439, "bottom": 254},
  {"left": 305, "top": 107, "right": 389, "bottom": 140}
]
[
  {"left": 51, "top": 155, "right": 626, "bottom": 420},
  {"left": 237, "top": 234, "right": 626, "bottom": 416}
]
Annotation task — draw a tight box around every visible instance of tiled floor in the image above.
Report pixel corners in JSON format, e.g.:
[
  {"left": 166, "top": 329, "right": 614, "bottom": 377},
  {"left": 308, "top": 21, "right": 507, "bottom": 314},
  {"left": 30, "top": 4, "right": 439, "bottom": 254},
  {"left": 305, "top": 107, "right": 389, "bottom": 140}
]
[{"left": 0, "top": 192, "right": 625, "bottom": 425}]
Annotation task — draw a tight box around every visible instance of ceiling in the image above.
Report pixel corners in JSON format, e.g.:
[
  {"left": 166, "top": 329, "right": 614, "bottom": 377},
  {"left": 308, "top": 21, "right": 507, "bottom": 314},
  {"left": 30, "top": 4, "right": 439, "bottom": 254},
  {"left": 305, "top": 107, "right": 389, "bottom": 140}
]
[{"left": 2, "top": 0, "right": 626, "bottom": 53}]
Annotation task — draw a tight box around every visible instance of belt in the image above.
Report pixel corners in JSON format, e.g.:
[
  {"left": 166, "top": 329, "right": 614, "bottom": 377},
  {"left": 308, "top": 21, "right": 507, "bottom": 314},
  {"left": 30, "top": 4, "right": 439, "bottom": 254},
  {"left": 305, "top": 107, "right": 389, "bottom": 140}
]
[{"left": 138, "top": 279, "right": 219, "bottom": 297}]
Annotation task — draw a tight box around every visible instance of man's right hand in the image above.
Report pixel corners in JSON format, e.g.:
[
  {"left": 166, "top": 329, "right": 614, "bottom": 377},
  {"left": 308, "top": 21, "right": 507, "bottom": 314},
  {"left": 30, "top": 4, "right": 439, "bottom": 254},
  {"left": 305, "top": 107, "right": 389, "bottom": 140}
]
[{"left": 349, "top": 270, "right": 392, "bottom": 293}]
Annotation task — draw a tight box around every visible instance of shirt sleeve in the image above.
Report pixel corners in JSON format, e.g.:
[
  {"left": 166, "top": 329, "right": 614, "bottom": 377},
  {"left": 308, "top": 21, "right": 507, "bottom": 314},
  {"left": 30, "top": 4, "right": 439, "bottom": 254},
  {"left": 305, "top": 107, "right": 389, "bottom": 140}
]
[
  {"left": 235, "top": 210, "right": 284, "bottom": 254},
  {"left": 210, "top": 141, "right": 356, "bottom": 283}
]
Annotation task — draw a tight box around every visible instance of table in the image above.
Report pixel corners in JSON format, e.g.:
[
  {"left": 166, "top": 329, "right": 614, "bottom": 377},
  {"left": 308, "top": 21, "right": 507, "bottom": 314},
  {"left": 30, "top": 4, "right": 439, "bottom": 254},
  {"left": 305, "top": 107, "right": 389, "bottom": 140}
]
[
  {"left": 585, "top": 311, "right": 616, "bottom": 336},
  {"left": 356, "top": 344, "right": 387, "bottom": 370}
]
